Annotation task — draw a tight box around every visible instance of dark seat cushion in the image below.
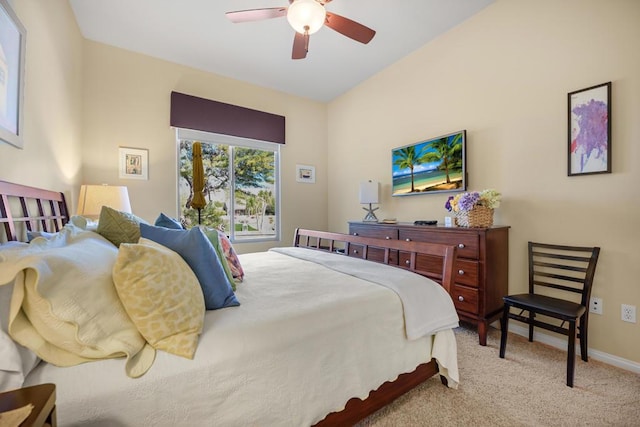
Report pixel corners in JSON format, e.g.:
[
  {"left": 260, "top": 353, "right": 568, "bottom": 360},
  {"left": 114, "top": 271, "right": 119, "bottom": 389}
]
[{"left": 504, "top": 293, "right": 586, "bottom": 319}]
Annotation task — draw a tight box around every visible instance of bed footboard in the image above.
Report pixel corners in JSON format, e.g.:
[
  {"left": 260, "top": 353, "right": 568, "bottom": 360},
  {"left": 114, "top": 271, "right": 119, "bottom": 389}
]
[
  {"left": 295, "top": 228, "right": 458, "bottom": 426},
  {"left": 293, "top": 228, "right": 457, "bottom": 293}
]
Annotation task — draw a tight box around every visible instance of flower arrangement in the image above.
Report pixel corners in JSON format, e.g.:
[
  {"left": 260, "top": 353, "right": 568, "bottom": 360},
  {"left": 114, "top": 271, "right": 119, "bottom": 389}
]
[
  {"left": 445, "top": 189, "right": 501, "bottom": 213},
  {"left": 445, "top": 189, "right": 501, "bottom": 227}
]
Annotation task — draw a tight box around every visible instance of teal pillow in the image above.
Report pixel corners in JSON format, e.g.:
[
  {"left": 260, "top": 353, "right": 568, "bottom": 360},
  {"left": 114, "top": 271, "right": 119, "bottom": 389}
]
[
  {"left": 202, "top": 228, "right": 237, "bottom": 291},
  {"left": 154, "top": 213, "right": 184, "bottom": 229},
  {"left": 139, "top": 223, "right": 239, "bottom": 310}
]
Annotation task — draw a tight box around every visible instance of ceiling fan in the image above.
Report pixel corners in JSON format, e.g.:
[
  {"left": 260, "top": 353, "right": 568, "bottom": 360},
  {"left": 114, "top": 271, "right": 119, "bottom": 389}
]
[{"left": 225, "top": 0, "right": 376, "bottom": 60}]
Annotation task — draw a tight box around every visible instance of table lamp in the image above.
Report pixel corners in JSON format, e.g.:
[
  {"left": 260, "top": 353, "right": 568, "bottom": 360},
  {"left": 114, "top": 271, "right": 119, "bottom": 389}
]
[
  {"left": 359, "top": 180, "right": 380, "bottom": 222},
  {"left": 77, "top": 184, "right": 132, "bottom": 219}
]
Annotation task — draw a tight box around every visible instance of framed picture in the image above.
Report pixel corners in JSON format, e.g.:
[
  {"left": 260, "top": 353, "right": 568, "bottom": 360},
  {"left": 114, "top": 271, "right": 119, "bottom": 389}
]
[
  {"left": 392, "top": 130, "right": 467, "bottom": 196},
  {"left": 568, "top": 82, "right": 611, "bottom": 176},
  {"left": 296, "top": 164, "right": 315, "bottom": 183},
  {"left": 119, "top": 147, "right": 148, "bottom": 180},
  {"left": 0, "top": 0, "right": 27, "bottom": 149}
]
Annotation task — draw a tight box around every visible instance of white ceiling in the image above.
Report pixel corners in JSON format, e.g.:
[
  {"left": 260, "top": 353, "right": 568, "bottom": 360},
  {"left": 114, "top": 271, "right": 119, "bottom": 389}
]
[{"left": 69, "top": 0, "right": 494, "bottom": 102}]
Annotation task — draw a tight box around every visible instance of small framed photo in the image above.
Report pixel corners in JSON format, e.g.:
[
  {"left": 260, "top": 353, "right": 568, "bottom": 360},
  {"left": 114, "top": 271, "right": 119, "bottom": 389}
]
[
  {"left": 296, "top": 164, "right": 315, "bottom": 183},
  {"left": 0, "top": 0, "right": 27, "bottom": 149},
  {"left": 119, "top": 147, "right": 148, "bottom": 180},
  {"left": 568, "top": 82, "right": 611, "bottom": 176}
]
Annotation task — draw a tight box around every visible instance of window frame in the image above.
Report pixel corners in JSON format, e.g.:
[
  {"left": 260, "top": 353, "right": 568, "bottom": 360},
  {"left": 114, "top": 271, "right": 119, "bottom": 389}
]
[{"left": 176, "top": 128, "right": 281, "bottom": 244}]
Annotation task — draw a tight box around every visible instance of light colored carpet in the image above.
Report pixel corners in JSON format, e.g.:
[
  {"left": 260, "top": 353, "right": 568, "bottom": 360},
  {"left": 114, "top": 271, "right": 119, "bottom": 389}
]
[{"left": 357, "top": 326, "right": 640, "bottom": 426}]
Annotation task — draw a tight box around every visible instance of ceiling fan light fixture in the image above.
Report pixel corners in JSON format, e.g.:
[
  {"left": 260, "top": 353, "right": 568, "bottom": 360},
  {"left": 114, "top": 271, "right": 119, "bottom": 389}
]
[{"left": 287, "top": 0, "right": 326, "bottom": 35}]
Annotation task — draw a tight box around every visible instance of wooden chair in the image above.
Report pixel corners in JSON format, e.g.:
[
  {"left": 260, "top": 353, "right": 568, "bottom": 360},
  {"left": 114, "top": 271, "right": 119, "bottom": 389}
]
[{"left": 499, "top": 242, "right": 600, "bottom": 387}]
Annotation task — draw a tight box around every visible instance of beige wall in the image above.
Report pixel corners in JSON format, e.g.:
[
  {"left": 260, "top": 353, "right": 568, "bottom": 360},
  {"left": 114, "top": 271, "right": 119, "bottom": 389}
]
[
  {"left": 328, "top": 0, "right": 640, "bottom": 363},
  {"left": 81, "top": 42, "right": 328, "bottom": 253},
  {"left": 0, "top": 0, "right": 83, "bottom": 201},
  {"left": 3, "top": 0, "right": 637, "bottom": 365}
]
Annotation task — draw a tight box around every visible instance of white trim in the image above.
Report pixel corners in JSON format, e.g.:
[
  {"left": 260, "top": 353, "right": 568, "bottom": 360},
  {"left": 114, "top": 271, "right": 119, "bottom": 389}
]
[
  {"left": 176, "top": 128, "right": 279, "bottom": 151},
  {"left": 507, "top": 323, "right": 640, "bottom": 374},
  {"left": 174, "top": 127, "right": 281, "bottom": 243}
]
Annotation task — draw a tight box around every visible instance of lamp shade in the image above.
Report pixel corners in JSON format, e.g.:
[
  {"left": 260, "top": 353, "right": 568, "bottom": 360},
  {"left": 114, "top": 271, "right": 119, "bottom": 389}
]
[
  {"left": 77, "top": 185, "right": 132, "bottom": 219},
  {"left": 287, "top": 0, "right": 326, "bottom": 35},
  {"left": 359, "top": 180, "right": 380, "bottom": 204}
]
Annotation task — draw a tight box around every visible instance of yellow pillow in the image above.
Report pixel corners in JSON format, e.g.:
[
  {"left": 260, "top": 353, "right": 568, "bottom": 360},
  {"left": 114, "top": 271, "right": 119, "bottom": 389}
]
[{"left": 113, "top": 238, "right": 205, "bottom": 359}]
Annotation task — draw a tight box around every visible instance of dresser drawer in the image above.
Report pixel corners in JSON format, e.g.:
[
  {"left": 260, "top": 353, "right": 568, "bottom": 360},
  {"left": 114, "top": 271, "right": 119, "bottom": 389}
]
[
  {"left": 350, "top": 225, "right": 398, "bottom": 240},
  {"left": 451, "top": 284, "right": 479, "bottom": 315},
  {"left": 455, "top": 259, "right": 479, "bottom": 287},
  {"left": 398, "top": 229, "right": 479, "bottom": 259}
]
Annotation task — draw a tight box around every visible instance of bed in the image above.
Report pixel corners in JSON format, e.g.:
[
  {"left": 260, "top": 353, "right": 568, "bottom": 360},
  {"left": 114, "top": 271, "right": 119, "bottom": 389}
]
[{"left": 0, "top": 180, "right": 460, "bottom": 426}]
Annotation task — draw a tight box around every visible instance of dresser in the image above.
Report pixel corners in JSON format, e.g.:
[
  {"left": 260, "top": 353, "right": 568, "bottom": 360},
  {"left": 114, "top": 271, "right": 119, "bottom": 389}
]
[{"left": 348, "top": 221, "right": 509, "bottom": 346}]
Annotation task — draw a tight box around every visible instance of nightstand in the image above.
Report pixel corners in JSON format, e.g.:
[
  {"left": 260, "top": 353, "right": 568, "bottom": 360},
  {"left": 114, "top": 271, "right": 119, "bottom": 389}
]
[{"left": 0, "top": 383, "right": 56, "bottom": 426}]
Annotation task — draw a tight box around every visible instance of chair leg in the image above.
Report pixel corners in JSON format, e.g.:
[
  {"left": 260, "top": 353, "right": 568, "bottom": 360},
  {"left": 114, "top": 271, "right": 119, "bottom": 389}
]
[
  {"left": 528, "top": 311, "right": 535, "bottom": 342},
  {"left": 579, "top": 314, "right": 588, "bottom": 362},
  {"left": 499, "top": 304, "right": 510, "bottom": 358},
  {"left": 567, "top": 321, "right": 577, "bottom": 387}
]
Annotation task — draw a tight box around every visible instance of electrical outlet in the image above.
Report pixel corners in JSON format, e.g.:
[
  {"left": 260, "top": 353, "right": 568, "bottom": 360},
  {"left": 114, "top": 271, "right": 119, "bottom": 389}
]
[
  {"left": 589, "top": 297, "right": 603, "bottom": 315},
  {"left": 621, "top": 304, "right": 636, "bottom": 323}
]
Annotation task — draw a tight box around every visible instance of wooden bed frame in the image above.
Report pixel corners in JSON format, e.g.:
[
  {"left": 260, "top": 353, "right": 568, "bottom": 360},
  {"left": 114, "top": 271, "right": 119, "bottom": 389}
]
[
  {"left": 0, "top": 180, "right": 459, "bottom": 426},
  {"left": 0, "top": 180, "right": 69, "bottom": 242},
  {"left": 294, "top": 228, "right": 458, "bottom": 426}
]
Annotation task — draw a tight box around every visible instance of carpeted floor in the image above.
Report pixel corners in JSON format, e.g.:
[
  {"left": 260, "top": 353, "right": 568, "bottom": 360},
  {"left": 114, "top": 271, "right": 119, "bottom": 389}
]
[{"left": 357, "top": 326, "right": 640, "bottom": 426}]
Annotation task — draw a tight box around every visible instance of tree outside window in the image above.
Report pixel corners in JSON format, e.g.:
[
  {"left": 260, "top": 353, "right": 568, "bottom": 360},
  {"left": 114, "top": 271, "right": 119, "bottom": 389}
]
[{"left": 178, "top": 137, "right": 279, "bottom": 242}]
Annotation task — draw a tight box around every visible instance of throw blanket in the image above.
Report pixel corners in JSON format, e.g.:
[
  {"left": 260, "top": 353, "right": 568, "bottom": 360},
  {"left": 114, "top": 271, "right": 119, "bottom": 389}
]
[
  {"left": 271, "top": 247, "right": 459, "bottom": 339},
  {"left": 0, "top": 224, "right": 155, "bottom": 378}
]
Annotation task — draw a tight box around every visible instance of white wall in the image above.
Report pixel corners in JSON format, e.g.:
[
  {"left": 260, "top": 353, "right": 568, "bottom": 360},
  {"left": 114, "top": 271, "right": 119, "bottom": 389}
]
[{"left": 327, "top": 0, "right": 640, "bottom": 363}]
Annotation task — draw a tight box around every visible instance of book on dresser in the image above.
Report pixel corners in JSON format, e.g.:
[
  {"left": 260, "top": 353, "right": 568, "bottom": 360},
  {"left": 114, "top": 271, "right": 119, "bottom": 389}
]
[{"left": 348, "top": 221, "right": 510, "bottom": 346}]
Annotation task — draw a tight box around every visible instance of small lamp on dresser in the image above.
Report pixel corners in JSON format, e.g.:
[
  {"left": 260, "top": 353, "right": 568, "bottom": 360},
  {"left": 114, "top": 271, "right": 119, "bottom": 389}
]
[
  {"left": 359, "top": 180, "right": 380, "bottom": 222},
  {"left": 77, "top": 184, "right": 132, "bottom": 219}
]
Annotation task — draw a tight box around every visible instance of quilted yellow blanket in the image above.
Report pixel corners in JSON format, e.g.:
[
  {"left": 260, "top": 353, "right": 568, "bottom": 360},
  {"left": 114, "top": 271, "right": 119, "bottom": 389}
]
[{"left": 0, "top": 224, "right": 155, "bottom": 378}]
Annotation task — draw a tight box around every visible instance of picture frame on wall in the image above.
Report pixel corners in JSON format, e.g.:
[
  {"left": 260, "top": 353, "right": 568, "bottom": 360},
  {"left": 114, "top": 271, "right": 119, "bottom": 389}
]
[
  {"left": 0, "top": 0, "right": 27, "bottom": 149},
  {"left": 296, "top": 164, "right": 315, "bottom": 183},
  {"left": 568, "top": 82, "right": 611, "bottom": 176},
  {"left": 119, "top": 147, "right": 149, "bottom": 180},
  {"left": 391, "top": 130, "right": 467, "bottom": 196}
]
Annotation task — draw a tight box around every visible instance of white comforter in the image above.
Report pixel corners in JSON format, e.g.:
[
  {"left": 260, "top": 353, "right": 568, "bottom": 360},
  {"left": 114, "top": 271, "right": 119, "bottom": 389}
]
[{"left": 25, "top": 248, "right": 460, "bottom": 426}]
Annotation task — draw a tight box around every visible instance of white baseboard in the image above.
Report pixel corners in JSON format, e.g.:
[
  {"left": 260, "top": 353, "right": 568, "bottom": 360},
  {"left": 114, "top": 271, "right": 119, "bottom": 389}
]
[{"left": 507, "top": 323, "right": 640, "bottom": 374}]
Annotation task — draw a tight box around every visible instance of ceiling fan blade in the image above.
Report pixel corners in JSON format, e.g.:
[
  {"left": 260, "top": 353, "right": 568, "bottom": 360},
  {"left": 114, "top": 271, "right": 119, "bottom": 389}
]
[
  {"left": 325, "top": 12, "right": 375, "bottom": 44},
  {"left": 292, "top": 32, "right": 308, "bottom": 60},
  {"left": 225, "top": 7, "right": 287, "bottom": 23}
]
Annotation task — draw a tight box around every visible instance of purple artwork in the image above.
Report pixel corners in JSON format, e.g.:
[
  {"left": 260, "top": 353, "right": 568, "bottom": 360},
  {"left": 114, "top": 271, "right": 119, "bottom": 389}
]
[{"left": 568, "top": 82, "right": 611, "bottom": 176}]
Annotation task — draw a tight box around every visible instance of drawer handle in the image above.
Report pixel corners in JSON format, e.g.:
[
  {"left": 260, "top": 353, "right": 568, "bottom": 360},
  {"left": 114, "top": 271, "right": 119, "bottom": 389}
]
[
  {"left": 385, "top": 236, "right": 391, "bottom": 240},
  {"left": 458, "top": 295, "right": 465, "bottom": 302},
  {"left": 458, "top": 243, "right": 465, "bottom": 249},
  {"left": 405, "top": 238, "right": 411, "bottom": 242},
  {"left": 353, "top": 232, "right": 359, "bottom": 236},
  {"left": 458, "top": 269, "right": 464, "bottom": 275},
  {"left": 353, "top": 249, "right": 358, "bottom": 254},
  {"left": 405, "top": 260, "right": 410, "bottom": 265}
]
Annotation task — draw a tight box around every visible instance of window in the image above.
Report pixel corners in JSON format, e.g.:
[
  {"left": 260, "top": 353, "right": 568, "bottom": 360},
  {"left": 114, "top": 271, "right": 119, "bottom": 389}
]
[{"left": 177, "top": 128, "right": 280, "bottom": 243}]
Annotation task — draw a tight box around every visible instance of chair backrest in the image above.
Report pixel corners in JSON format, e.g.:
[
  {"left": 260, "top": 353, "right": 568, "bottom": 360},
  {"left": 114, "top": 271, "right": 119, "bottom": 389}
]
[{"left": 528, "top": 242, "right": 600, "bottom": 307}]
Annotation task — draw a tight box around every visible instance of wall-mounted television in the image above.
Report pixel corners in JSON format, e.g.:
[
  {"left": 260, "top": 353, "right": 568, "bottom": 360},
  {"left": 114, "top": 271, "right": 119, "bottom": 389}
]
[{"left": 391, "top": 129, "right": 467, "bottom": 196}]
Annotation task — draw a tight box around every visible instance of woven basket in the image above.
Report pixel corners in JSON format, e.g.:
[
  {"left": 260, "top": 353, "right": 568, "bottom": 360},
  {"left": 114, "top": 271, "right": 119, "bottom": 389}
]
[{"left": 455, "top": 206, "right": 494, "bottom": 228}]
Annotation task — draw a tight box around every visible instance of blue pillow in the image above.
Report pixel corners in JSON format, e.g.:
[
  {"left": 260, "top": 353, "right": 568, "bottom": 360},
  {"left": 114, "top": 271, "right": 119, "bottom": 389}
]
[
  {"left": 27, "top": 230, "right": 58, "bottom": 242},
  {"left": 154, "top": 213, "right": 184, "bottom": 229},
  {"left": 140, "top": 223, "right": 239, "bottom": 310}
]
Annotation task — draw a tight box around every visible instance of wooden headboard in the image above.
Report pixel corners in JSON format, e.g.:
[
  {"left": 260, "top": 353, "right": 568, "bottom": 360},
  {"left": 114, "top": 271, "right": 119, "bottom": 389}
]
[
  {"left": 0, "top": 180, "right": 70, "bottom": 242},
  {"left": 293, "top": 228, "right": 458, "bottom": 293}
]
